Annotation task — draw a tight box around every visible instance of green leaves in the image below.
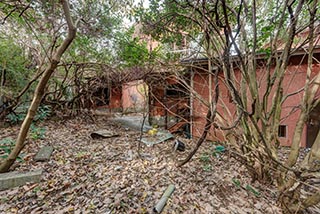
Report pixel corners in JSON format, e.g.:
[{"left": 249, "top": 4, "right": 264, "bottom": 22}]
[
  {"left": 5, "top": 104, "right": 51, "bottom": 125},
  {"left": 200, "top": 153, "right": 211, "bottom": 162},
  {"left": 245, "top": 184, "right": 261, "bottom": 197},
  {"left": 6, "top": 113, "right": 25, "bottom": 124},
  {"left": 114, "top": 27, "right": 156, "bottom": 67},
  {"left": 232, "top": 178, "right": 261, "bottom": 197},
  {"left": 232, "top": 178, "right": 241, "bottom": 188},
  {"left": 30, "top": 124, "right": 46, "bottom": 140},
  {"left": 137, "top": 0, "right": 199, "bottom": 49},
  {"left": 0, "top": 39, "right": 32, "bottom": 95},
  {"left": 34, "top": 105, "right": 51, "bottom": 121},
  {"left": 0, "top": 138, "right": 24, "bottom": 162}
]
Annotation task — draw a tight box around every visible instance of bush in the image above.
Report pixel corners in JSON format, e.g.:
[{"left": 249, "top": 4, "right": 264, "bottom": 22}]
[
  {"left": 0, "top": 138, "right": 23, "bottom": 161},
  {"left": 5, "top": 104, "right": 51, "bottom": 124}
]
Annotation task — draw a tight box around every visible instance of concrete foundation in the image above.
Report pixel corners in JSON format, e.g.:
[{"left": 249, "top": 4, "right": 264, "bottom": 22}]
[{"left": 0, "top": 169, "right": 42, "bottom": 190}]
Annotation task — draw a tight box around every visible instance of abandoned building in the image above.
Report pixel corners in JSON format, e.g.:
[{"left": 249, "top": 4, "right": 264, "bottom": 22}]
[
  {"left": 146, "top": 46, "right": 320, "bottom": 148},
  {"left": 85, "top": 68, "right": 149, "bottom": 114},
  {"left": 147, "top": 73, "right": 190, "bottom": 133},
  {"left": 187, "top": 49, "right": 320, "bottom": 148},
  {"left": 91, "top": 24, "right": 320, "bottom": 148},
  {"left": 88, "top": 49, "right": 320, "bottom": 148}
]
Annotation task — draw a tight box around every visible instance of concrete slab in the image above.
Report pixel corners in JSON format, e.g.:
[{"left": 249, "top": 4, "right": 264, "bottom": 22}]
[
  {"left": 110, "top": 116, "right": 152, "bottom": 132},
  {"left": 34, "top": 146, "right": 54, "bottom": 161},
  {"left": 0, "top": 169, "right": 42, "bottom": 190},
  {"left": 109, "top": 115, "right": 173, "bottom": 146},
  {"left": 141, "top": 130, "right": 174, "bottom": 146}
]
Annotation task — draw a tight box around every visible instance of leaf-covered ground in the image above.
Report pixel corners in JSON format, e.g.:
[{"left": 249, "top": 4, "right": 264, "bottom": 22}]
[{"left": 0, "top": 116, "right": 282, "bottom": 213}]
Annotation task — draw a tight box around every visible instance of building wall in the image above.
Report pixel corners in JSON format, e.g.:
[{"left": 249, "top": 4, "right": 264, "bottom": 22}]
[
  {"left": 191, "top": 58, "right": 320, "bottom": 147},
  {"left": 122, "top": 80, "right": 147, "bottom": 113},
  {"left": 94, "top": 86, "right": 122, "bottom": 112},
  {"left": 109, "top": 86, "right": 122, "bottom": 110},
  {"left": 95, "top": 80, "right": 148, "bottom": 113},
  {"left": 148, "top": 77, "right": 190, "bottom": 128},
  {"left": 133, "top": 23, "right": 160, "bottom": 52}
]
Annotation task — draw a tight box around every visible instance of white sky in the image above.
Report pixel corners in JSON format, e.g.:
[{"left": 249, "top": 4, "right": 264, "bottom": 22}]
[
  {"left": 124, "top": 0, "right": 149, "bottom": 27},
  {"left": 136, "top": 0, "right": 150, "bottom": 8}
]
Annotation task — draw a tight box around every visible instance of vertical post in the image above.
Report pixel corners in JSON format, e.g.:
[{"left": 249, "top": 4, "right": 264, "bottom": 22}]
[
  {"left": 164, "top": 86, "right": 168, "bottom": 129},
  {"left": 190, "top": 68, "right": 194, "bottom": 138}
]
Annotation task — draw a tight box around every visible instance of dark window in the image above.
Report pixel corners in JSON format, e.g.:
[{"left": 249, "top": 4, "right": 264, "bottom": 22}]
[
  {"left": 93, "top": 87, "right": 110, "bottom": 106},
  {"left": 166, "top": 84, "right": 187, "bottom": 97},
  {"left": 166, "top": 88, "right": 180, "bottom": 96},
  {"left": 278, "top": 125, "right": 287, "bottom": 138},
  {"left": 103, "top": 88, "right": 110, "bottom": 105}
]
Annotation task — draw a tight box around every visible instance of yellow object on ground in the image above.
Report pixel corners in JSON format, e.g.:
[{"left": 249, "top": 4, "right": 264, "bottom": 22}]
[{"left": 148, "top": 128, "right": 158, "bottom": 136}]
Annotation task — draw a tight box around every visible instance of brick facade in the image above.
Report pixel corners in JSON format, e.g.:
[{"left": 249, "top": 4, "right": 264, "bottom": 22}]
[{"left": 191, "top": 53, "right": 320, "bottom": 147}]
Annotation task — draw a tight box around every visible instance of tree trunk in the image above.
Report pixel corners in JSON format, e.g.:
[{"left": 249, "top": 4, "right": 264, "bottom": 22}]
[{"left": 0, "top": 0, "right": 77, "bottom": 173}]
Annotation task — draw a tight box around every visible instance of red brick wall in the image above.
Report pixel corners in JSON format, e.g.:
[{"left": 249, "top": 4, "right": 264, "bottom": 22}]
[
  {"left": 109, "top": 87, "right": 122, "bottom": 109},
  {"left": 149, "top": 86, "right": 166, "bottom": 117},
  {"left": 149, "top": 76, "right": 184, "bottom": 118},
  {"left": 96, "top": 81, "right": 147, "bottom": 113},
  {"left": 149, "top": 76, "right": 190, "bottom": 127},
  {"left": 192, "top": 61, "right": 320, "bottom": 147}
]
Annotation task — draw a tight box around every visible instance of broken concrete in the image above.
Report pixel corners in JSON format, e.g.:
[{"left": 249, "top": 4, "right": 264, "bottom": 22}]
[
  {"left": 126, "top": 150, "right": 134, "bottom": 161},
  {"left": 90, "top": 130, "right": 119, "bottom": 139},
  {"left": 109, "top": 115, "right": 152, "bottom": 132},
  {"left": 0, "top": 169, "right": 42, "bottom": 190},
  {"left": 34, "top": 146, "right": 54, "bottom": 162},
  {"left": 109, "top": 115, "right": 173, "bottom": 146},
  {"left": 141, "top": 130, "right": 173, "bottom": 146}
]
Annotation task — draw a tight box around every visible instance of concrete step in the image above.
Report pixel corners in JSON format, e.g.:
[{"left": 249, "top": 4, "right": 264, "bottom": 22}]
[{"left": 0, "top": 169, "right": 42, "bottom": 190}]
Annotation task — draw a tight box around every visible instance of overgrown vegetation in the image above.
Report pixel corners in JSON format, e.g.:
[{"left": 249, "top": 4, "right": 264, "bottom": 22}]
[
  {"left": 6, "top": 105, "right": 51, "bottom": 125},
  {"left": 137, "top": 0, "right": 320, "bottom": 212},
  {"left": 0, "top": 0, "right": 135, "bottom": 171},
  {"left": 0, "top": 0, "right": 319, "bottom": 212}
]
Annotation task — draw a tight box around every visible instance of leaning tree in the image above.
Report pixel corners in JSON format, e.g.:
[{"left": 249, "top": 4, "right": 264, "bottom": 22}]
[
  {"left": 0, "top": 0, "right": 78, "bottom": 172},
  {"left": 0, "top": 0, "right": 135, "bottom": 171}
]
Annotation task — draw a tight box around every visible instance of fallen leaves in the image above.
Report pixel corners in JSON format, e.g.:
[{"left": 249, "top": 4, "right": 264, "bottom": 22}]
[{"left": 0, "top": 116, "right": 283, "bottom": 213}]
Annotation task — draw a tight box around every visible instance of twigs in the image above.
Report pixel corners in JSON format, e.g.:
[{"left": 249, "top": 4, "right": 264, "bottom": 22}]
[
  {"left": 138, "top": 111, "right": 148, "bottom": 159},
  {"left": 178, "top": 70, "right": 219, "bottom": 167}
]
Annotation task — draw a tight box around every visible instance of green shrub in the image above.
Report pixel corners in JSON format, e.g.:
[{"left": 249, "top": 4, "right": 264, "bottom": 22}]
[
  {"left": 6, "top": 113, "right": 25, "bottom": 124},
  {"left": 6, "top": 104, "right": 51, "bottom": 124},
  {"left": 0, "top": 138, "right": 24, "bottom": 161},
  {"left": 34, "top": 105, "right": 51, "bottom": 121},
  {"left": 30, "top": 124, "right": 46, "bottom": 140}
]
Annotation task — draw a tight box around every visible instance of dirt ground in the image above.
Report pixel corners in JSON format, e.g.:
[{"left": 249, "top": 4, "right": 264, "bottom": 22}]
[{"left": 0, "top": 116, "right": 284, "bottom": 213}]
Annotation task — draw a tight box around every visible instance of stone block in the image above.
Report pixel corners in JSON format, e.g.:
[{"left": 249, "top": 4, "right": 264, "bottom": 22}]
[
  {"left": 34, "top": 146, "right": 54, "bottom": 161},
  {"left": 0, "top": 169, "right": 42, "bottom": 190}
]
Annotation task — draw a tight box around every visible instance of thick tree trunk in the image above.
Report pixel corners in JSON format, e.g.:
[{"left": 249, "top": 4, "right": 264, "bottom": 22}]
[{"left": 0, "top": 0, "right": 77, "bottom": 173}]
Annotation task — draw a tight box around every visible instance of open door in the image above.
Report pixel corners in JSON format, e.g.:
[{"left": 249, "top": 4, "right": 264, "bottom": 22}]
[{"left": 306, "top": 102, "right": 320, "bottom": 148}]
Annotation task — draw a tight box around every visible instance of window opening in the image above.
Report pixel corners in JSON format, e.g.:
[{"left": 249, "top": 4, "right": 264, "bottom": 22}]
[{"left": 278, "top": 125, "right": 287, "bottom": 138}]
